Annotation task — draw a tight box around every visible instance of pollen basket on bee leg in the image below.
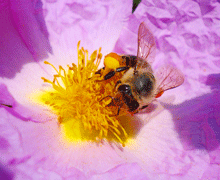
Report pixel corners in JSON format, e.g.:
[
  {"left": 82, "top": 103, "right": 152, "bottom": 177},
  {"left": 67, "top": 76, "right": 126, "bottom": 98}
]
[{"left": 104, "top": 54, "right": 120, "bottom": 69}]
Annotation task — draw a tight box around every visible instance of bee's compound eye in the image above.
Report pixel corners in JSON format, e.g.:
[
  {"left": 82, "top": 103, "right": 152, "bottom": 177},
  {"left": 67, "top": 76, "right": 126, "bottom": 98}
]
[
  {"left": 118, "top": 84, "right": 131, "bottom": 94},
  {"left": 134, "top": 75, "right": 153, "bottom": 96}
]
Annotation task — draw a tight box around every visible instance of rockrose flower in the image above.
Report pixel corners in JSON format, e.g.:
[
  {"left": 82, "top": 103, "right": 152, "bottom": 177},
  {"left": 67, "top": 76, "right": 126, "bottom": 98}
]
[{"left": 1, "top": 0, "right": 220, "bottom": 179}]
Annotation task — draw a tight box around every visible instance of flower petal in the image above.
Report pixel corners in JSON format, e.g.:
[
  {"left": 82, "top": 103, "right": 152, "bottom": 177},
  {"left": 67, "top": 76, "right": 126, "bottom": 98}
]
[
  {"left": 89, "top": 163, "right": 149, "bottom": 180},
  {"left": 0, "top": 163, "right": 14, "bottom": 180},
  {"left": 0, "top": 107, "right": 129, "bottom": 178},
  {"left": 0, "top": 0, "right": 51, "bottom": 78},
  {"left": 43, "top": 0, "right": 133, "bottom": 65},
  {"left": 1, "top": 0, "right": 133, "bottom": 124},
  {"left": 10, "top": 0, "right": 52, "bottom": 59},
  {"left": 114, "top": 0, "right": 220, "bottom": 101},
  {"left": 0, "top": 83, "right": 32, "bottom": 121},
  {"left": 111, "top": 0, "right": 220, "bottom": 179}
]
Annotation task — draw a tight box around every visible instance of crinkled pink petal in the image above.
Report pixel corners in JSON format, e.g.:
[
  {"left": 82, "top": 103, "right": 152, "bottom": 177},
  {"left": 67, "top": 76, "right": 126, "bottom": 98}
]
[
  {"left": 42, "top": 0, "right": 133, "bottom": 66},
  {"left": 0, "top": 0, "right": 133, "bottom": 123},
  {"left": 10, "top": 0, "right": 52, "bottom": 59},
  {"left": 0, "top": 106, "right": 144, "bottom": 178},
  {"left": 201, "top": 164, "right": 220, "bottom": 180},
  {"left": 0, "top": 0, "right": 51, "bottom": 78},
  {"left": 113, "top": 0, "right": 220, "bottom": 179},
  {"left": 1, "top": 0, "right": 220, "bottom": 179},
  {"left": 88, "top": 163, "right": 149, "bottom": 180},
  {"left": 0, "top": 76, "right": 56, "bottom": 123},
  {"left": 0, "top": 62, "right": 58, "bottom": 123},
  {"left": 0, "top": 0, "right": 148, "bottom": 179}
]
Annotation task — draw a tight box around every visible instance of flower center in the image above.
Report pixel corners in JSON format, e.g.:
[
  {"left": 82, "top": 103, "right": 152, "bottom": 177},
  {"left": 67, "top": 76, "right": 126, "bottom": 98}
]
[{"left": 40, "top": 42, "right": 131, "bottom": 145}]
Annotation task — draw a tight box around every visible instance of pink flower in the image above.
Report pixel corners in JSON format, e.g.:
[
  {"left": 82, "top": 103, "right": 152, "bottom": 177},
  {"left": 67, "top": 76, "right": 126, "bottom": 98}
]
[{"left": 1, "top": 0, "right": 220, "bottom": 179}]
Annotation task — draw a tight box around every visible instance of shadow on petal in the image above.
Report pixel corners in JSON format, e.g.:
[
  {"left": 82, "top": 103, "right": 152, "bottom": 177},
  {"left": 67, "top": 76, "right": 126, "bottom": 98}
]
[
  {"left": 0, "top": 0, "right": 52, "bottom": 79},
  {"left": 0, "top": 83, "right": 34, "bottom": 122},
  {"left": 163, "top": 74, "right": 220, "bottom": 151},
  {"left": 0, "top": 163, "right": 14, "bottom": 180}
]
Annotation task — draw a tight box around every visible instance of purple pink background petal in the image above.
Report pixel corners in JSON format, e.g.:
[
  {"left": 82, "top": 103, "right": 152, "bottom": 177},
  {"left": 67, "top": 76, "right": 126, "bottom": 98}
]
[{"left": 0, "top": 0, "right": 220, "bottom": 179}]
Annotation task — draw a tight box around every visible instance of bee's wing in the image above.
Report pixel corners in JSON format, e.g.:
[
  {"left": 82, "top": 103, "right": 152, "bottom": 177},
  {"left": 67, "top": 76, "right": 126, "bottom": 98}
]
[
  {"left": 155, "top": 65, "right": 184, "bottom": 97},
  {"left": 137, "top": 22, "right": 156, "bottom": 65}
]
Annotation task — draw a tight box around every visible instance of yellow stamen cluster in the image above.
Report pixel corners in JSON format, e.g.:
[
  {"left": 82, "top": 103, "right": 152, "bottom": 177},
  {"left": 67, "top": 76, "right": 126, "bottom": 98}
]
[{"left": 41, "top": 42, "right": 129, "bottom": 145}]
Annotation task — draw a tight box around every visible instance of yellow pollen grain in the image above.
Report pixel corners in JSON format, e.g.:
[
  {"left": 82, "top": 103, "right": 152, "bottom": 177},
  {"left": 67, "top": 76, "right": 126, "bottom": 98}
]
[{"left": 40, "top": 41, "right": 130, "bottom": 145}]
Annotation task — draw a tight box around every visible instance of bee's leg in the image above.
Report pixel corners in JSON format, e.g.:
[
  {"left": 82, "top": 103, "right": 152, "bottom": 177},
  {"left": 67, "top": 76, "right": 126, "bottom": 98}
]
[
  {"left": 103, "top": 66, "right": 129, "bottom": 80},
  {"left": 108, "top": 106, "right": 121, "bottom": 117},
  {"left": 103, "top": 70, "right": 116, "bottom": 80},
  {"left": 115, "top": 66, "right": 130, "bottom": 72},
  {"left": 116, "top": 106, "right": 121, "bottom": 116},
  {"left": 95, "top": 70, "right": 116, "bottom": 82},
  {"left": 140, "top": 105, "right": 148, "bottom": 110},
  {"left": 99, "top": 96, "right": 122, "bottom": 116},
  {"left": 95, "top": 67, "right": 105, "bottom": 75},
  {"left": 133, "top": 105, "right": 148, "bottom": 114},
  {"left": 88, "top": 67, "right": 105, "bottom": 81},
  {"left": 95, "top": 68, "right": 115, "bottom": 82},
  {"left": 97, "top": 66, "right": 130, "bottom": 81},
  {"left": 99, "top": 95, "right": 113, "bottom": 102}
]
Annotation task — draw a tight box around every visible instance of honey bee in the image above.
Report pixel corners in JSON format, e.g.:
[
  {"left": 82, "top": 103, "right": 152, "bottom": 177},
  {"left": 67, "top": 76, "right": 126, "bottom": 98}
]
[{"left": 97, "top": 22, "right": 184, "bottom": 115}]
